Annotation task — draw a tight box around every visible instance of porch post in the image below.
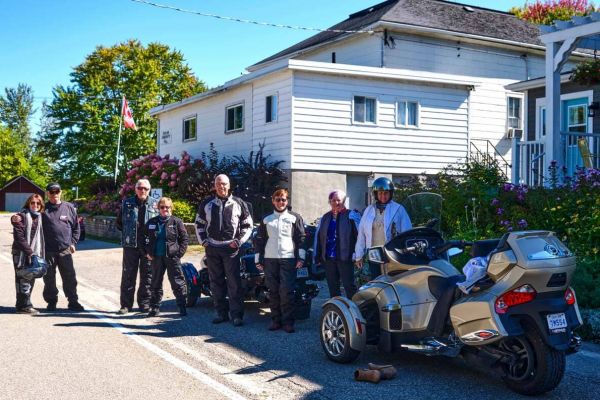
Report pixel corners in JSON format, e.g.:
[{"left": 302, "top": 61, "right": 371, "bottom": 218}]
[{"left": 545, "top": 42, "right": 563, "bottom": 173}]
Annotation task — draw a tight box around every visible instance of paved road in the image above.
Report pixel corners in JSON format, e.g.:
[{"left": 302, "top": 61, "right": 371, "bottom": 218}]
[{"left": 1, "top": 214, "right": 599, "bottom": 400}]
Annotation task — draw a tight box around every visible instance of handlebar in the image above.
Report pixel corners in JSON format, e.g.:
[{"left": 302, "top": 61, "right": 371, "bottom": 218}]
[{"left": 433, "top": 240, "right": 473, "bottom": 256}]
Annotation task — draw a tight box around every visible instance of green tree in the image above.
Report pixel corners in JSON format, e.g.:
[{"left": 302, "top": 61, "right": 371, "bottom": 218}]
[
  {"left": 0, "top": 125, "right": 49, "bottom": 187},
  {"left": 38, "top": 39, "right": 205, "bottom": 191},
  {"left": 511, "top": 0, "right": 594, "bottom": 25},
  {"left": 0, "top": 83, "right": 34, "bottom": 147}
]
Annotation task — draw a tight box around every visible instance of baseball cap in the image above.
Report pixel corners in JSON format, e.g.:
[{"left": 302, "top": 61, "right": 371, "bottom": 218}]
[{"left": 46, "top": 183, "right": 61, "bottom": 191}]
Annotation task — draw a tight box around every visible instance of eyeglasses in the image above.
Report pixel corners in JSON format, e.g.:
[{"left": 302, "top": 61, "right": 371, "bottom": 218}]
[
  {"left": 159, "top": 206, "right": 172, "bottom": 210},
  {"left": 48, "top": 190, "right": 60, "bottom": 195},
  {"left": 274, "top": 198, "right": 288, "bottom": 202},
  {"left": 136, "top": 187, "right": 150, "bottom": 191},
  {"left": 30, "top": 202, "right": 42, "bottom": 206}
]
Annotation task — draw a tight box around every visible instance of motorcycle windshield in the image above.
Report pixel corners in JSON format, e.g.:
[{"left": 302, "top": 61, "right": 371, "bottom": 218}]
[{"left": 401, "top": 192, "right": 442, "bottom": 231}]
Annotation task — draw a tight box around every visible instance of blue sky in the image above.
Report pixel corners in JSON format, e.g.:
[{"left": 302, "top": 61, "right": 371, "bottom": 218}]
[{"left": 1, "top": 0, "right": 526, "bottom": 128}]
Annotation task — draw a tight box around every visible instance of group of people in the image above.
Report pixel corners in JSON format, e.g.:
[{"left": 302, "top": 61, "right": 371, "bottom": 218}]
[{"left": 10, "top": 174, "right": 412, "bottom": 334}]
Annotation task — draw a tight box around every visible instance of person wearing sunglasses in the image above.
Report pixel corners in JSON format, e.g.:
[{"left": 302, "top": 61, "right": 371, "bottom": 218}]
[
  {"left": 11, "top": 183, "right": 84, "bottom": 311},
  {"left": 142, "top": 197, "right": 189, "bottom": 317},
  {"left": 11, "top": 194, "right": 46, "bottom": 314},
  {"left": 314, "top": 190, "right": 360, "bottom": 299},
  {"left": 195, "top": 174, "right": 253, "bottom": 327},
  {"left": 116, "top": 178, "right": 159, "bottom": 314},
  {"left": 254, "top": 189, "right": 306, "bottom": 333}
]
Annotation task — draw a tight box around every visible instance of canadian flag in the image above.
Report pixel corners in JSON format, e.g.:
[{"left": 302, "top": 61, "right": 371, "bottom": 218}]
[{"left": 122, "top": 96, "right": 137, "bottom": 130}]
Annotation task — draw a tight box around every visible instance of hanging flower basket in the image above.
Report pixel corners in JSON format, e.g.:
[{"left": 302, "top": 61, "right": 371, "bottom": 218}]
[{"left": 571, "top": 59, "right": 600, "bottom": 85}]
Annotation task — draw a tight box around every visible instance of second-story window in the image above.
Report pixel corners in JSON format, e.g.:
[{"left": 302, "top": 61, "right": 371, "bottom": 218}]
[
  {"left": 353, "top": 96, "right": 376, "bottom": 124},
  {"left": 266, "top": 94, "right": 278, "bottom": 123},
  {"left": 397, "top": 100, "right": 419, "bottom": 127},
  {"left": 508, "top": 96, "right": 522, "bottom": 129},
  {"left": 183, "top": 116, "right": 197, "bottom": 141},
  {"left": 226, "top": 103, "right": 244, "bottom": 132}
]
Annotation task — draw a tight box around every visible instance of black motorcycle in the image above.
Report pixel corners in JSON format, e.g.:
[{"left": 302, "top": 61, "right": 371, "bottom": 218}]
[{"left": 181, "top": 225, "right": 323, "bottom": 320}]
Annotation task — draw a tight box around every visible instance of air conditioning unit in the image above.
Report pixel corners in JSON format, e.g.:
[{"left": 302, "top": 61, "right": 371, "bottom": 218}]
[{"left": 506, "top": 128, "right": 523, "bottom": 139}]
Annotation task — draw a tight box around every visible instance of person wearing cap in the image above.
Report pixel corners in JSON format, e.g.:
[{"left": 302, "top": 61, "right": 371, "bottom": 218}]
[
  {"left": 355, "top": 177, "right": 412, "bottom": 280},
  {"left": 13, "top": 183, "right": 84, "bottom": 311},
  {"left": 115, "top": 178, "right": 159, "bottom": 314}
]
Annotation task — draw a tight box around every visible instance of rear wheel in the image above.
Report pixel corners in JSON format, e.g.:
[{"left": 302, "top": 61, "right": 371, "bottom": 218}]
[
  {"left": 320, "top": 304, "right": 361, "bottom": 363},
  {"left": 499, "top": 324, "right": 566, "bottom": 395}
]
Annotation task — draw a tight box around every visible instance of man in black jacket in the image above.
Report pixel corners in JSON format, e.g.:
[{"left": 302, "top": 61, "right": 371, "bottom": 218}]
[
  {"left": 195, "top": 174, "right": 253, "bottom": 327},
  {"left": 116, "top": 179, "right": 159, "bottom": 314}
]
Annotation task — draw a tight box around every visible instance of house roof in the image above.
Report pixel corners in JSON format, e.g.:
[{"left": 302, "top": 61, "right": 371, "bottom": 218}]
[
  {"left": 0, "top": 175, "right": 44, "bottom": 192},
  {"left": 505, "top": 71, "right": 574, "bottom": 91},
  {"left": 250, "top": 0, "right": 543, "bottom": 69}
]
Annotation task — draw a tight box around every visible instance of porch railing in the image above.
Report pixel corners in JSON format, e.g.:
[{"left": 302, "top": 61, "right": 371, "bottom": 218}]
[
  {"left": 518, "top": 141, "right": 545, "bottom": 187},
  {"left": 469, "top": 139, "right": 511, "bottom": 180}
]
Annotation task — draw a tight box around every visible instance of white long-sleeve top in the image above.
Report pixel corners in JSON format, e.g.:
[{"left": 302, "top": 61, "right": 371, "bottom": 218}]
[{"left": 354, "top": 201, "right": 412, "bottom": 260}]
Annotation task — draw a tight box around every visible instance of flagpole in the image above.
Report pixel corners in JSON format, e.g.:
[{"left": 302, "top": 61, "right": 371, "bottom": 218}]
[{"left": 114, "top": 95, "right": 124, "bottom": 185}]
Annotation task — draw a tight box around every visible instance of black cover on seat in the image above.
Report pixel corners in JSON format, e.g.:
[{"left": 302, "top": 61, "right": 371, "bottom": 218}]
[{"left": 470, "top": 239, "right": 500, "bottom": 258}]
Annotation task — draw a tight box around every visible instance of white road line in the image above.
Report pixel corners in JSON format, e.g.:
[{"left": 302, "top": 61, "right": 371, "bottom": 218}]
[
  {"left": 80, "top": 306, "right": 248, "bottom": 400},
  {"left": 1, "top": 252, "right": 250, "bottom": 400}
]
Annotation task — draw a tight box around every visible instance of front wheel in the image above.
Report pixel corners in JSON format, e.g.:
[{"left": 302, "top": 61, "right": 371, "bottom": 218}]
[
  {"left": 320, "top": 304, "right": 361, "bottom": 363},
  {"left": 499, "top": 324, "right": 566, "bottom": 395}
]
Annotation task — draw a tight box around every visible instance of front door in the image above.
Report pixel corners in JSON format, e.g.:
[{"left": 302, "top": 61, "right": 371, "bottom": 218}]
[{"left": 562, "top": 98, "right": 588, "bottom": 176}]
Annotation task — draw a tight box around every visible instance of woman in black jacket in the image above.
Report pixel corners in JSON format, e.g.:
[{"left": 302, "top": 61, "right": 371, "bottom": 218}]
[
  {"left": 143, "top": 197, "right": 189, "bottom": 317},
  {"left": 11, "top": 194, "right": 45, "bottom": 314},
  {"left": 314, "top": 190, "right": 359, "bottom": 299}
]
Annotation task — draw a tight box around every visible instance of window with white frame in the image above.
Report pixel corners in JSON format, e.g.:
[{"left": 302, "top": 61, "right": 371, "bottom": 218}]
[
  {"left": 182, "top": 116, "right": 197, "bottom": 141},
  {"left": 266, "top": 94, "right": 278, "bottom": 123},
  {"left": 507, "top": 97, "right": 522, "bottom": 129},
  {"left": 397, "top": 100, "right": 419, "bottom": 127},
  {"left": 226, "top": 103, "right": 244, "bottom": 132},
  {"left": 353, "top": 96, "right": 376, "bottom": 124}
]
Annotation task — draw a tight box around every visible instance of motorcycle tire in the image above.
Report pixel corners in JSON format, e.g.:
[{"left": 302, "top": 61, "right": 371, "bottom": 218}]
[
  {"left": 181, "top": 263, "right": 200, "bottom": 307},
  {"left": 320, "top": 304, "right": 361, "bottom": 363},
  {"left": 499, "top": 322, "right": 566, "bottom": 395}
]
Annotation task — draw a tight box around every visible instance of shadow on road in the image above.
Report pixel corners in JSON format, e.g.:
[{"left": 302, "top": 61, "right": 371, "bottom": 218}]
[{"left": 75, "top": 238, "right": 120, "bottom": 251}]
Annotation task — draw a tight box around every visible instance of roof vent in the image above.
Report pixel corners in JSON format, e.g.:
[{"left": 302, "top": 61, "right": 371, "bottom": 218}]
[{"left": 463, "top": 6, "right": 475, "bottom": 12}]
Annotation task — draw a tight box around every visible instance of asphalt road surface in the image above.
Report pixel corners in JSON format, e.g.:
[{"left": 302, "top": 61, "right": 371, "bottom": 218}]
[{"left": 1, "top": 214, "right": 599, "bottom": 400}]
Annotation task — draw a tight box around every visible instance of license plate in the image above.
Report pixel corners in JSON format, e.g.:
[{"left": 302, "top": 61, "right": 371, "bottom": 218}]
[
  {"left": 296, "top": 267, "right": 309, "bottom": 278},
  {"left": 546, "top": 312, "right": 567, "bottom": 332}
]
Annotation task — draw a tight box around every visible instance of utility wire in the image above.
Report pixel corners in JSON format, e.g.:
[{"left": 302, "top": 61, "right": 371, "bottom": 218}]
[{"left": 129, "top": 0, "right": 375, "bottom": 34}]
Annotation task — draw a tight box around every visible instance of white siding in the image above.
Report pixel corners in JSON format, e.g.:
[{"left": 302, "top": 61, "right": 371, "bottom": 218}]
[
  {"left": 292, "top": 72, "right": 469, "bottom": 174},
  {"left": 297, "top": 34, "right": 382, "bottom": 67},
  {"left": 383, "top": 33, "right": 547, "bottom": 163},
  {"left": 157, "top": 71, "right": 293, "bottom": 167}
]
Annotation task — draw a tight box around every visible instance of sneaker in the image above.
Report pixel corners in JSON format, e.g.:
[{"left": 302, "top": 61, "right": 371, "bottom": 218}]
[
  {"left": 268, "top": 321, "right": 281, "bottom": 331},
  {"left": 16, "top": 307, "right": 39, "bottom": 315},
  {"left": 212, "top": 315, "right": 229, "bottom": 324},
  {"left": 179, "top": 306, "right": 187, "bottom": 317},
  {"left": 46, "top": 303, "right": 57, "bottom": 311},
  {"left": 68, "top": 302, "right": 85, "bottom": 311},
  {"left": 282, "top": 324, "right": 295, "bottom": 333},
  {"left": 232, "top": 318, "right": 244, "bottom": 327},
  {"left": 139, "top": 306, "right": 150, "bottom": 313},
  {"left": 117, "top": 307, "right": 130, "bottom": 315},
  {"left": 147, "top": 308, "right": 160, "bottom": 317}
]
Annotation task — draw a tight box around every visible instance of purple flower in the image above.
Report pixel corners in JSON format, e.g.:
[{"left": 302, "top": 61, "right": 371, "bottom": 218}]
[
  {"left": 491, "top": 198, "right": 499, "bottom": 206},
  {"left": 518, "top": 219, "right": 528, "bottom": 229},
  {"left": 178, "top": 166, "right": 186, "bottom": 173},
  {"left": 160, "top": 172, "right": 168, "bottom": 180},
  {"left": 496, "top": 208, "right": 504, "bottom": 215}
]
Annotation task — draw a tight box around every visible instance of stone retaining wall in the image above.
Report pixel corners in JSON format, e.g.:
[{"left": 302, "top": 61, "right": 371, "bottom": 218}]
[{"left": 82, "top": 215, "right": 199, "bottom": 245}]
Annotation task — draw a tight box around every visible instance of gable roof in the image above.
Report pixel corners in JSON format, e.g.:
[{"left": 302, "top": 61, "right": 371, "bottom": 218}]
[
  {"left": 0, "top": 175, "right": 44, "bottom": 192},
  {"left": 250, "top": 0, "right": 542, "bottom": 69}
]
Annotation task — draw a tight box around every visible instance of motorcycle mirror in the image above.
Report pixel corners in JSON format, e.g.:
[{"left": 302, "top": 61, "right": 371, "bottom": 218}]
[
  {"left": 367, "top": 247, "right": 386, "bottom": 264},
  {"left": 448, "top": 247, "right": 463, "bottom": 257}
]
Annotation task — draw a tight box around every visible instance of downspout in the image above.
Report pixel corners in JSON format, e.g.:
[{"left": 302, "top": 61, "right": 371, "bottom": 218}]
[
  {"left": 381, "top": 30, "right": 385, "bottom": 67},
  {"left": 467, "top": 86, "right": 473, "bottom": 163}
]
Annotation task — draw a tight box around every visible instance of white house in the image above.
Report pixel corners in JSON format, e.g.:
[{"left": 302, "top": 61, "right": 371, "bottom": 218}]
[{"left": 149, "top": 0, "right": 587, "bottom": 220}]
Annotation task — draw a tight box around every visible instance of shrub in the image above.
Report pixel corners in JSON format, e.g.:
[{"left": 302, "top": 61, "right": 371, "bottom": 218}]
[{"left": 172, "top": 199, "right": 196, "bottom": 223}]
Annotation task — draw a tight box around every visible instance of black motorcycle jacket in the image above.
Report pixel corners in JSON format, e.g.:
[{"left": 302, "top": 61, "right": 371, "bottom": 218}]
[{"left": 143, "top": 216, "right": 189, "bottom": 259}]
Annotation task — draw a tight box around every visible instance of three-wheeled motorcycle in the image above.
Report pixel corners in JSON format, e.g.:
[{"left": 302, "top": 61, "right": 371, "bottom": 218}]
[
  {"left": 182, "top": 225, "right": 323, "bottom": 320},
  {"left": 319, "top": 193, "right": 582, "bottom": 395}
]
